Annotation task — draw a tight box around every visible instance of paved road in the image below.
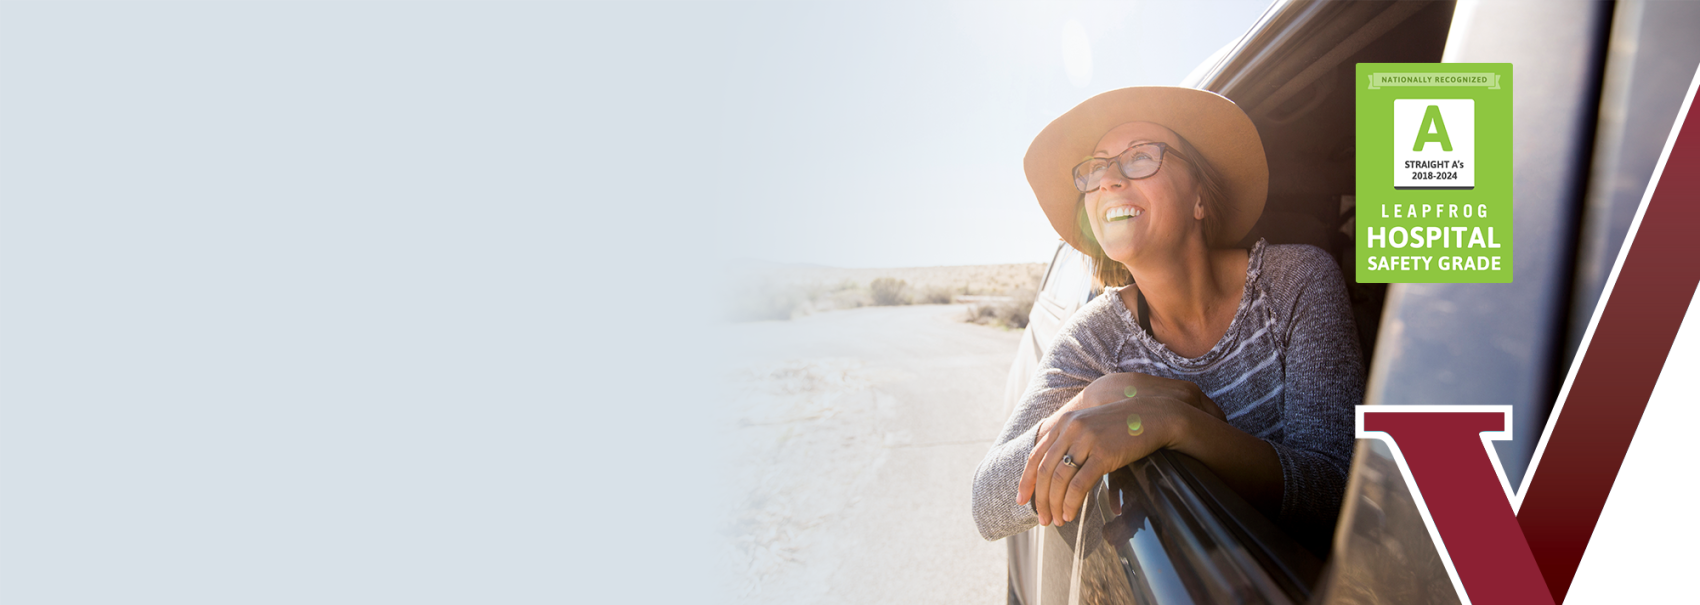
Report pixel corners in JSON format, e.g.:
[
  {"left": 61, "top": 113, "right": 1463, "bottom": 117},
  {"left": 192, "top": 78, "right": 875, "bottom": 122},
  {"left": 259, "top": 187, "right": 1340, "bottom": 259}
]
[{"left": 723, "top": 303, "right": 1022, "bottom": 604}]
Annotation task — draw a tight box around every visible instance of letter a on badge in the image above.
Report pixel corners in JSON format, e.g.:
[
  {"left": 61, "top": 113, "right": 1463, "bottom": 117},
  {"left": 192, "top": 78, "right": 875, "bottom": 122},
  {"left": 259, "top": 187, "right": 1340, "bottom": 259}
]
[{"left": 1414, "top": 104, "right": 1454, "bottom": 152}]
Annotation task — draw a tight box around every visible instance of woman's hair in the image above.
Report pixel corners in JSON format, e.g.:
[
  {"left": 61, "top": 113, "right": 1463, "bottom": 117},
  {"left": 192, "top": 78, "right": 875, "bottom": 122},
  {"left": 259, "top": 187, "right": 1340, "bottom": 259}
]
[{"left": 1074, "top": 132, "right": 1235, "bottom": 289}]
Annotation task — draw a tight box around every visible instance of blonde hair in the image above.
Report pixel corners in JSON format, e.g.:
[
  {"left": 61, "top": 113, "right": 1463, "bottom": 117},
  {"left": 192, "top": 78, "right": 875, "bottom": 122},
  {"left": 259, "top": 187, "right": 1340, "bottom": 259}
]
[{"left": 1074, "top": 132, "right": 1235, "bottom": 289}]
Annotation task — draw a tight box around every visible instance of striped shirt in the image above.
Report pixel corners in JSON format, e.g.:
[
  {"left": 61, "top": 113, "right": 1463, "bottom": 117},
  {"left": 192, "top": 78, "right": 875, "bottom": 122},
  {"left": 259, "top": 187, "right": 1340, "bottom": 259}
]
[{"left": 971, "top": 240, "right": 1364, "bottom": 541}]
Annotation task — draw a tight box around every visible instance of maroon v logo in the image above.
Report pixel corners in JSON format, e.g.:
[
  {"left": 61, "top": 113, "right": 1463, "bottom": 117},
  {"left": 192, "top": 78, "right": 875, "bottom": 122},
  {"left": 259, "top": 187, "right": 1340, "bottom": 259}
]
[
  {"left": 1356, "top": 72, "right": 1700, "bottom": 604},
  {"left": 1359, "top": 407, "right": 1552, "bottom": 605}
]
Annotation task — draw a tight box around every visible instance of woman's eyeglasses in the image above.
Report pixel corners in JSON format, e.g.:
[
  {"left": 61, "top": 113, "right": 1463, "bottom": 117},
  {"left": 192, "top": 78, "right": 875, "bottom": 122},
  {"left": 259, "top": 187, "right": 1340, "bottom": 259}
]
[{"left": 1072, "top": 142, "right": 1174, "bottom": 193}]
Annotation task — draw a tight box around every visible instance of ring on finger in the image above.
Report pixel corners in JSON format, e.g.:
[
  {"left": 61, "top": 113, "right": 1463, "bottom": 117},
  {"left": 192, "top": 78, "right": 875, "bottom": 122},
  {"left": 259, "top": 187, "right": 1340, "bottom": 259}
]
[{"left": 1061, "top": 453, "right": 1082, "bottom": 469}]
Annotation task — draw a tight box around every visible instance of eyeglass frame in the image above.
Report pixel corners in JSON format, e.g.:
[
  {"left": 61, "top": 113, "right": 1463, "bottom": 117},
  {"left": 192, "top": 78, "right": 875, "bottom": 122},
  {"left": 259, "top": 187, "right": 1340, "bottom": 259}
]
[{"left": 1070, "top": 141, "right": 1183, "bottom": 193}]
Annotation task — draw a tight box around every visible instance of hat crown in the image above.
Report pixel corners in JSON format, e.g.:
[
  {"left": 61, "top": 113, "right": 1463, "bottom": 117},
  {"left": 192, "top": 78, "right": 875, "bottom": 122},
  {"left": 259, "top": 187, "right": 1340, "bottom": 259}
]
[{"left": 1025, "top": 86, "right": 1268, "bottom": 251}]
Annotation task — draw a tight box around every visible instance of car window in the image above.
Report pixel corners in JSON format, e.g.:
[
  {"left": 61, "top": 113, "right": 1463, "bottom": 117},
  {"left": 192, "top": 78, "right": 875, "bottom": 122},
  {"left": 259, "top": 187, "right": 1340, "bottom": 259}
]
[{"left": 1041, "top": 246, "right": 1094, "bottom": 309}]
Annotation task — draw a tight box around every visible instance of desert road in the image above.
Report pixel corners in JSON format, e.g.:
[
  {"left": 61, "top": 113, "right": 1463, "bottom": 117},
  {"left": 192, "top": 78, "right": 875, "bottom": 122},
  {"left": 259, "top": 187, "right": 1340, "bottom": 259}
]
[{"left": 723, "top": 303, "right": 1024, "bottom": 604}]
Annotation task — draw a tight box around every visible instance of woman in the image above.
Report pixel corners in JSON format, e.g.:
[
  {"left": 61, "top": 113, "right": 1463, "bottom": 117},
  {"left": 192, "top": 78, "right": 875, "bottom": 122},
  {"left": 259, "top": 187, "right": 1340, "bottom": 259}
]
[{"left": 971, "top": 87, "right": 1363, "bottom": 544}]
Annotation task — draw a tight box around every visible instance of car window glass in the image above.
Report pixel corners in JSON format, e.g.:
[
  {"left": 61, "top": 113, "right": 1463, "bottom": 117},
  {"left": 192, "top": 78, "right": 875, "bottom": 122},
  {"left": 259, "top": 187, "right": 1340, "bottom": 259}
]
[{"left": 1043, "top": 247, "right": 1094, "bottom": 308}]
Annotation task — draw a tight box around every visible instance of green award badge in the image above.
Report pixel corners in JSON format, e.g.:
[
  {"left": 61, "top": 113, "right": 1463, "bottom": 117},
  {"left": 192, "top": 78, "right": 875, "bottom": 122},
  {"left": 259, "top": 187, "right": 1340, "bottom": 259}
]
[{"left": 1356, "top": 64, "right": 1513, "bottom": 283}]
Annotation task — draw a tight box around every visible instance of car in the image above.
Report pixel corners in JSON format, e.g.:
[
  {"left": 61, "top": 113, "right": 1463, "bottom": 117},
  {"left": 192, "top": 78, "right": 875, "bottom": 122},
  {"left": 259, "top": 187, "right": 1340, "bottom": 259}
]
[{"left": 1000, "top": 1, "right": 1700, "bottom": 603}]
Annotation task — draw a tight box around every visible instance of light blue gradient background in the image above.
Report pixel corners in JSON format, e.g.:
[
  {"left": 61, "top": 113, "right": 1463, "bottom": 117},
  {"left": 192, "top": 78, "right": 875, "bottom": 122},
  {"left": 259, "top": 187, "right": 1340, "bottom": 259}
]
[{"left": 0, "top": 2, "right": 1264, "bottom": 603}]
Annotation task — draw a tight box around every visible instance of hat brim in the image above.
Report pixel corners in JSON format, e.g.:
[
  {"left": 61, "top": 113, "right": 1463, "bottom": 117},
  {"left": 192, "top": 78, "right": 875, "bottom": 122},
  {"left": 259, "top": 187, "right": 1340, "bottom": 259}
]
[{"left": 1024, "top": 86, "right": 1268, "bottom": 252}]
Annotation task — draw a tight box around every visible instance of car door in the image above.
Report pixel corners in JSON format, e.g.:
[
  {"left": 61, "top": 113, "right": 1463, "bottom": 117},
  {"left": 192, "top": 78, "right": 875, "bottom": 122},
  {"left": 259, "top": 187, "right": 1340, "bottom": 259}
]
[{"left": 1004, "top": 241, "right": 1096, "bottom": 605}]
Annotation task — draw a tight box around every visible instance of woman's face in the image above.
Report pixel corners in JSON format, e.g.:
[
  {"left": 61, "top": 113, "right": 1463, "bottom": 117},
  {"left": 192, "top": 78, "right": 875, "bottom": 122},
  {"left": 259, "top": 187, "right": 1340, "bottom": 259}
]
[{"left": 1083, "top": 121, "right": 1203, "bottom": 266}]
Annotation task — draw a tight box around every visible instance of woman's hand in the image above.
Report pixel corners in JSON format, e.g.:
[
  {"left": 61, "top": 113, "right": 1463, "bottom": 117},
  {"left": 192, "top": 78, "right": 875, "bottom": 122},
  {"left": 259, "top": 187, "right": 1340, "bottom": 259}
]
[
  {"left": 1020, "top": 372, "right": 1227, "bottom": 527},
  {"left": 1018, "top": 396, "right": 1200, "bottom": 527}
]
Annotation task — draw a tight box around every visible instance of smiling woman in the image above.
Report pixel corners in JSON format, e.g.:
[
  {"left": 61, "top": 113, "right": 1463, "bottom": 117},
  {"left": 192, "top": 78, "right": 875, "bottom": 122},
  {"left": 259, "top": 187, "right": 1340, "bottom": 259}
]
[
  {"left": 1074, "top": 128, "right": 1233, "bottom": 290},
  {"left": 970, "top": 86, "right": 1365, "bottom": 547}
]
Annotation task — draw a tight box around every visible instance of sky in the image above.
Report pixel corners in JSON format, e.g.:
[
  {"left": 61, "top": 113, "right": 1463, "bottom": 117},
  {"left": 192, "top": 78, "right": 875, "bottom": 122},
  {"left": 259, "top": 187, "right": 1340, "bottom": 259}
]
[{"left": 707, "top": 1, "right": 1274, "bottom": 268}]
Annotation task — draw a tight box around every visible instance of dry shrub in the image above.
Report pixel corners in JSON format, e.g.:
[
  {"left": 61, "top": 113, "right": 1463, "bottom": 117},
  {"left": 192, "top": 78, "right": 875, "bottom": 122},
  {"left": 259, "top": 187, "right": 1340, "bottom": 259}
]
[
  {"left": 870, "top": 277, "right": 909, "bottom": 306},
  {"left": 965, "top": 287, "right": 1037, "bottom": 329},
  {"left": 810, "top": 283, "right": 873, "bottom": 312},
  {"left": 916, "top": 284, "right": 956, "bottom": 305},
  {"left": 726, "top": 280, "right": 809, "bottom": 321}
]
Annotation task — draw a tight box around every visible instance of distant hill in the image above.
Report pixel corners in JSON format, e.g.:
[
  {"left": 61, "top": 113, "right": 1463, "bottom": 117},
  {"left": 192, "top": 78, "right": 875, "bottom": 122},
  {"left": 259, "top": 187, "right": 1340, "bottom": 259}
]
[{"left": 724, "top": 261, "right": 1046, "bottom": 322}]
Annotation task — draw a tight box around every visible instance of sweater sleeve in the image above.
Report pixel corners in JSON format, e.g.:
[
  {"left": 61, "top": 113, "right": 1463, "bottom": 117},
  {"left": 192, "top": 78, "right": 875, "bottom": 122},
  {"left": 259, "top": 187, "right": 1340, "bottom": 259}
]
[
  {"left": 1264, "top": 248, "right": 1364, "bottom": 537},
  {"left": 970, "top": 299, "right": 1123, "bottom": 541}
]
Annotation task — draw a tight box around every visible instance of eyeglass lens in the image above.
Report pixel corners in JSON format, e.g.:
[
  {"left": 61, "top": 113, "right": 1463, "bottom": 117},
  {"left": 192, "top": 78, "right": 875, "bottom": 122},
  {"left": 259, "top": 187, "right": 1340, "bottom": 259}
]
[{"left": 1073, "top": 143, "right": 1165, "bottom": 192}]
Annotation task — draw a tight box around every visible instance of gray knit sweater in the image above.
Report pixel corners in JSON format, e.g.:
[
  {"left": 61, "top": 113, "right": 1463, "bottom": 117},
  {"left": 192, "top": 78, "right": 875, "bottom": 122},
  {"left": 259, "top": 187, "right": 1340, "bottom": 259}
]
[{"left": 971, "top": 240, "right": 1364, "bottom": 541}]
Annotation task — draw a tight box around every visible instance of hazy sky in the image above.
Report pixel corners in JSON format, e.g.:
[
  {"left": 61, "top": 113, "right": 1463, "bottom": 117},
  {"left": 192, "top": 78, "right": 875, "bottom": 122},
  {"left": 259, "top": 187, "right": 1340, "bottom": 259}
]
[{"left": 708, "top": 1, "right": 1272, "bottom": 268}]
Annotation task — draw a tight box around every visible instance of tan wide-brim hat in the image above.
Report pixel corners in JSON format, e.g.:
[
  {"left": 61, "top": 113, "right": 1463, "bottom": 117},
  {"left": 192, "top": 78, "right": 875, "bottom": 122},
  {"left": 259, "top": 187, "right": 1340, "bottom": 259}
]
[{"left": 1025, "top": 86, "right": 1268, "bottom": 252}]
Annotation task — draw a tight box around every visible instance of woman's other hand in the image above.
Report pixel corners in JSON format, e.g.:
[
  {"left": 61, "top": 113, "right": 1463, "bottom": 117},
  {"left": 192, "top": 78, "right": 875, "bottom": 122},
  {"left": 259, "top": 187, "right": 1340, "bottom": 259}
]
[
  {"left": 1021, "top": 372, "right": 1225, "bottom": 527},
  {"left": 1017, "top": 396, "right": 1200, "bottom": 527}
]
